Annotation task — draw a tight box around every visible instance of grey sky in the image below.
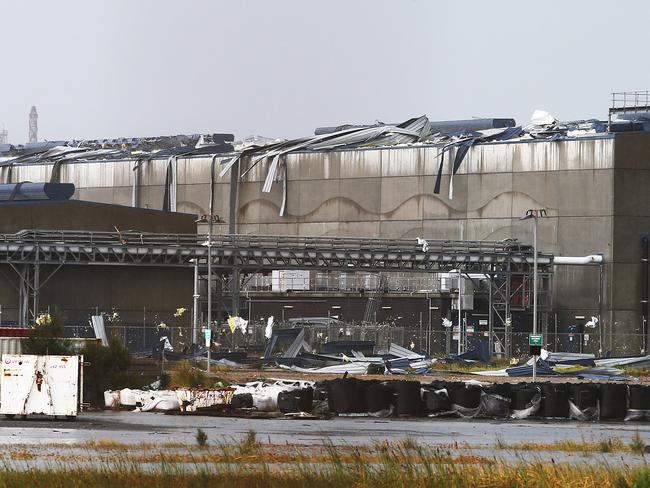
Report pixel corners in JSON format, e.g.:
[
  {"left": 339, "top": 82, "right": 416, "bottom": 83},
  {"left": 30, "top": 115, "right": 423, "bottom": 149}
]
[{"left": 1, "top": 0, "right": 648, "bottom": 143}]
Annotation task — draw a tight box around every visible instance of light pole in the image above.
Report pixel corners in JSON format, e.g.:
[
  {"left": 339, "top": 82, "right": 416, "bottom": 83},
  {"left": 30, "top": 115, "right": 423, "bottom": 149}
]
[
  {"left": 521, "top": 208, "right": 547, "bottom": 381},
  {"left": 192, "top": 259, "right": 199, "bottom": 345},
  {"left": 196, "top": 213, "right": 225, "bottom": 373}
]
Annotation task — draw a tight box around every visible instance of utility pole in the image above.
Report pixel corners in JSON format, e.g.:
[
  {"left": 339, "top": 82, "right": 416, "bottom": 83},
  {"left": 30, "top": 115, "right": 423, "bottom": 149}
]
[
  {"left": 532, "top": 215, "right": 538, "bottom": 380},
  {"left": 521, "top": 209, "right": 547, "bottom": 381},
  {"left": 457, "top": 269, "right": 462, "bottom": 355},
  {"left": 192, "top": 259, "right": 199, "bottom": 345},
  {"left": 196, "top": 213, "right": 225, "bottom": 373},
  {"left": 207, "top": 215, "right": 212, "bottom": 373}
]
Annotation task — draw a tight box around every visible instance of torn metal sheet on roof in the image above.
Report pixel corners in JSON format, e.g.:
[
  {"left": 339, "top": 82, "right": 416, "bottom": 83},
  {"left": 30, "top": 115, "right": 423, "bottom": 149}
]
[{"left": 0, "top": 133, "right": 235, "bottom": 166}]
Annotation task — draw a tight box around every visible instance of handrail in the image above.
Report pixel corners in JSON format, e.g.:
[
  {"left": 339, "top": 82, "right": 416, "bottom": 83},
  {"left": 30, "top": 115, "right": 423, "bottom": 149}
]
[{"left": 0, "top": 229, "right": 535, "bottom": 254}]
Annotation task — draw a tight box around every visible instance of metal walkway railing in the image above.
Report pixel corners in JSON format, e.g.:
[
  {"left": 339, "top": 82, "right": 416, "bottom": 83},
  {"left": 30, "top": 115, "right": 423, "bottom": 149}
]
[{"left": 0, "top": 230, "right": 552, "bottom": 273}]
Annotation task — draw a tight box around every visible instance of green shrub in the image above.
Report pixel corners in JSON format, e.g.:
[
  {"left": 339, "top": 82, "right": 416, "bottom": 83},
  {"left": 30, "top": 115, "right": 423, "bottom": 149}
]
[
  {"left": 630, "top": 431, "right": 646, "bottom": 455},
  {"left": 196, "top": 428, "right": 208, "bottom": 448},
  {"left": 22, "top": 308, "right": 71, "bottom": 356},
  {"left": 170, "top": 361, "right": 212, "bottom": 388},
  {"left": 81, "top": 338, "right": 135, "bottom": 408}
]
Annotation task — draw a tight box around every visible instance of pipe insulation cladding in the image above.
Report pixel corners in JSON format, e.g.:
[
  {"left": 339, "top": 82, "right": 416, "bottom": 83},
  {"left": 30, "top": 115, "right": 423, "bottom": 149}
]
[
  {"left": 553, "top": 255, "right": 603, "bottom": 265},
  {"left": 0, "top": 183, "right": 75, "bottom": 202}
]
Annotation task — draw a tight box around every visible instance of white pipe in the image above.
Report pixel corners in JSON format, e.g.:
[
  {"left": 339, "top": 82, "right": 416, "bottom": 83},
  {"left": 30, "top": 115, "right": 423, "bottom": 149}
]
[{"left": 553, "top": 255, "right": 603, "bottom": 265}]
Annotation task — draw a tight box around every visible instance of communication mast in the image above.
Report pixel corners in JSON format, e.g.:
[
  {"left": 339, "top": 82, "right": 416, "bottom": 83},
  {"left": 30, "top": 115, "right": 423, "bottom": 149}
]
[
  {"left": 29, "top": 106, "right": 38, "bottom": 143},
  {"left": 0, "top": 125, "right": 7, "bottom": 144}
]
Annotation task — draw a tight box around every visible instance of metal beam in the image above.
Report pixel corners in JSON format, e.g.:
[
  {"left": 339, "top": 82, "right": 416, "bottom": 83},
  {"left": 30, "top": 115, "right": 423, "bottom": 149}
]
[{"left": 0, "top": 231, "right": 554, "bottom": 275}]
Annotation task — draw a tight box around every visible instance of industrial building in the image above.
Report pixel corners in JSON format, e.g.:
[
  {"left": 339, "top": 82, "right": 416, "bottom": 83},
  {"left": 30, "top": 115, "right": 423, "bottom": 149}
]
[
  {"left": 2, "top": 95, "right": 650, "bottom": 356},
  {"left": 0, "top": 184, "right": 196, "bottom": 348}
]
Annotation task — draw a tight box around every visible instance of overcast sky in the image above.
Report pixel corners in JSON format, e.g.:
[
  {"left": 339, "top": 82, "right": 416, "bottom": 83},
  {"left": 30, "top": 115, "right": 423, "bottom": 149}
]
[{"left": 1, "top": 0, "right": 648, "bottom": 143}]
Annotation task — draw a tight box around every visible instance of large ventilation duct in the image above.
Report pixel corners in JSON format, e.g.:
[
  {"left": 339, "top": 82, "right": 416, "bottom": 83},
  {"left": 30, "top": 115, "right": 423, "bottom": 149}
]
[{"left": 0, "top": 182, "right": 75, "bottom": 202}]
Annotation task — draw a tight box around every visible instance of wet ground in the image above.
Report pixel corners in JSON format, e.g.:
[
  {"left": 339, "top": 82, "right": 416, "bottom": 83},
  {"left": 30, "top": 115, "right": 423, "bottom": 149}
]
[
  {"left": 0, "top": 411, "right": 648, "bottom": 447},
  {"left": 0, "top": 412, "right": 648, "bottom": 468}
]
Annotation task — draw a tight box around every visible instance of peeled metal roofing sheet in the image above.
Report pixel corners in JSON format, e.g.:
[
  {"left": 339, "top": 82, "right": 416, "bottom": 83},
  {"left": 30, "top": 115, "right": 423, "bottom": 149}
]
[
  {"left": 593, "top": 355, "right": 650, "bottom": 368},
  {"left": 506, "top": 359, "right": 558, "bottom": 377},
  {"left": 388, "top": 343, "right": 425, "bottom": 360},
  {"left": 279, "top": 362, "right": 371, "bottom": 374}
]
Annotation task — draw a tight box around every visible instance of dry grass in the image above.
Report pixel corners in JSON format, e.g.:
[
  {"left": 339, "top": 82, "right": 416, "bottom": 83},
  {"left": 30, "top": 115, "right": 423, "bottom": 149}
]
[
  {"left": 0, "top": 449, "right": 645, "bottom": 488},
  {"left": 494, "top": 437, "right": 643, "bottom": 454},
  {"left": 170, "top": 361, "right": 214, "bottom": 388},
  {"left": 621, "top": 366, "right": 650, "bottom": 378},
  {"left": 0, "top": 437, "right": 647, "bottom": 487},
  {"left": 428, "top": 358, "right": 511, "bottom": 373}
]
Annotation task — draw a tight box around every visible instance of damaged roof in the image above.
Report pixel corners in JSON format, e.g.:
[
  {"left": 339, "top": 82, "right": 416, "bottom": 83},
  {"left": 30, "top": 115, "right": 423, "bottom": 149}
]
[{"left": 0, "top": 133, "right": 235, "bottom": 165}]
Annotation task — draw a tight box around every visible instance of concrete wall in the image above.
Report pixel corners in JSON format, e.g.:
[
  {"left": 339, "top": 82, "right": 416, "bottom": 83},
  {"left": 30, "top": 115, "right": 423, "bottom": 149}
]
[
  {"left": 612, "top": 133, "right": 650, "bottom": 353},
  {"left": 221, "top": 138, "right": 614, "bottom": 352}
]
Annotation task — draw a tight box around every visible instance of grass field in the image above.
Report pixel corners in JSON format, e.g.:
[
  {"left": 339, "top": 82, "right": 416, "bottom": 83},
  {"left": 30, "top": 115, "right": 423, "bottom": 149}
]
[{"left": 0, "top": 433, "right": 649, "bottom": 487}]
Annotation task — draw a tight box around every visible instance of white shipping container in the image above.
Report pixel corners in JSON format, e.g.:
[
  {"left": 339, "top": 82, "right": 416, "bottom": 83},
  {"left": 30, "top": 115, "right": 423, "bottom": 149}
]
[{"left": 0, "top": 355, "right": 83, "bottom": 418}]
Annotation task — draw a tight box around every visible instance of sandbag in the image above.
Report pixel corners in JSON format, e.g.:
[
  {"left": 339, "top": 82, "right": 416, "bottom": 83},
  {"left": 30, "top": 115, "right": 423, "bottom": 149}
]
[
  {"left": 231, "top": 393, "right": 254, "bottom": 409},
  {"left": 387, "top": 381, "right": 422, "bottom": 416},
  {"left": 541, "top": 383, "right": 570, "bottom": 418},
  {"left": 449, "top": 384, "right": 482, "bottom": 418},
  {"left": 569, "top": 384, "right": 599, "bottom": 420},
  {"left": 326, "top": 378, "right": 365, "bottom": 414},
  {"left": 487, "top": 383, "right": 511, "bottom": 398},
  {"left": 480, "top": 394, "right": 510, "bottom": 418},
  {"left": 278, "top": 387, "right": 314, "bottom": 413},
  {"left": 232, "top": 381, "right": 291, "bottom": 412},
  {"left": 312, "top": 381, "right": 330, "bottom": 415},
  {"left": 626, "top": 385, "right": 650, "bottom": 421},
  {"left": 510, "top": 385, "right": 541, "bottom": 419},
  {"left": 365, "top": 383, "right": 393, "bottom": 416},
  {"left": 139, "top": 391, "right": 180, "bottom": 412},
  {"left": 599, "top": 384, "right": 627, "bottom": 421},
  {"left": 119, "top": 388, "right": 147, "bottom": 407},
  {"left": 479, "top": 384, "right": 510, "bottom": 418},
  {"left": 423, "top": 389, "right": 452, "bottom": 416},
  {"left": 104, "top": 390, "right": 120, "bottom": 409}
]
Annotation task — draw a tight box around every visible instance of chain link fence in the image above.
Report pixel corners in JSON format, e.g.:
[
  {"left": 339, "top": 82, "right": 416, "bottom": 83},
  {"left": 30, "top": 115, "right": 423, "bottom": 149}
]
[{"left": 63, "top": 317, "right": 649, "bottom": 359}]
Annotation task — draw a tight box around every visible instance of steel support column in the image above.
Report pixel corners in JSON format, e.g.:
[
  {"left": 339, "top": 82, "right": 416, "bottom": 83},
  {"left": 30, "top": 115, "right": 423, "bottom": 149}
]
[{"left": 32, "top": 263, "right": 40, "bottom": 320}]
